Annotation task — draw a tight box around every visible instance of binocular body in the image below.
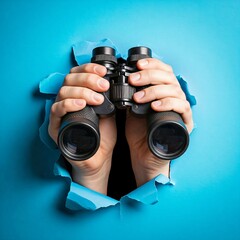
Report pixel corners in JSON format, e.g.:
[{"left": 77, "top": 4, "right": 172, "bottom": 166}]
[{"left": 58, "top": 46, "right": 189, "bottom": 161}]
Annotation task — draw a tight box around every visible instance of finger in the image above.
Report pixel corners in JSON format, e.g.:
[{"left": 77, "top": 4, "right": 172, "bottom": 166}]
[
  {"left": 51, "top": 98, "right": 86, "bottom": 120},
  {"left": 63, "top": 72, "right": 110, "bottom": 90},
  {"left": 133, "top": 84, "right": 186, "bottom": 103},
  {"left": 48, "top": 99, "right": 86, "bottom": 143},
  {"left": 151, "top": 97, "right": 194, "bottom": 133},
  {"left": 70, "top": 63, "right": 107, "bottom": 76},
  {"left": 57, "top": 86, "right": 104, "bottom": 105},
  {"left": 136, "top": 58, "right": 174, "bottom": 72},
  {"left": 129, "top": 69, "right": 179, "bottom": 87}
]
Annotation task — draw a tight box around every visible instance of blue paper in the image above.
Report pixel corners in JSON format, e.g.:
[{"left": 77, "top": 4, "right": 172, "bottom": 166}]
[
  {"left": 39, "top": 39, "right": 197, "bottom": 211},
  {"left": 73, "top": 38, "right": 122, "bottom": 65}
]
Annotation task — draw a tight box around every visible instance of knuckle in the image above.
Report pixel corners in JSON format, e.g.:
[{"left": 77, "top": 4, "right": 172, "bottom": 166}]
[
  {"left": 165, "top": 64, "right": 173, "bottom": 72},
  {"left": 86, "top": 63, "right": 96, "bottom": 72},
  {"left": 79, "top": 87, "right": 91, "bottom": 101},
  {"left": 85, "top": 72, "right": 98, "bottom": 84},
  {"left": 173, "top": 84, "right": 185, "bottom": 98},
  {"left": 171, "top": 83, "right": 178, "bottom": 93},
  {"left": 153, "top": 87, "right": 159, "bottom": 99},
  {"left": 62, "top": 99, "right": 71, "bottom": 109},
  {"left": 164, "top": 98, "right": 172, "bottom": 108},
  {"left": 149, "top": 86, "right": 158, "bottom": 99},
  {"left": 64, "top": 73, "right": 72, "bottom": 85},
  {"left": 162, "top": 98, "right": 173, "bottom": 110},
  {"left": 144, "top": 71, "right": 152, "bottom": 84},
  {"left": 181, "top": 90, "right": 187, "bottom": 100},
  {"left": 70, "top": 67, "right": 77, "bottom": 73},
  {"left": 184, "top": 100, "right": 191, "bottom": 112},
  {"left": 85, "top": 73, "right": 93, "bottom": 83},
  {"left": 81, "top": 63, "right": 95, "bottom": 73},
  {"left": 80, "top": 63, "right": 91, "bottom": 72},
  {"left": 150, "top": 58, "right": 161, "bottom": 66},
  {"left": 58, "top": 86, "right": 67, "bottom": 99},
  {"left": 80, "top": 87, "right": 87, "bottom": 97},
  {"left": 50, "top": 102, "right": 58, "bottom": 115},
  {"left": 166, "top": 71, "right": 176, "bottom": 82},
  {"left": 176, "top": 85, "right": 183, "bottom": 94}
]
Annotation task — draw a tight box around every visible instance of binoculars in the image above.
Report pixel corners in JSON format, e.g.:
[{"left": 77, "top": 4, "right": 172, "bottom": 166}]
[{"left": 58, "top": 46, "right": 189, "bottom": 161}]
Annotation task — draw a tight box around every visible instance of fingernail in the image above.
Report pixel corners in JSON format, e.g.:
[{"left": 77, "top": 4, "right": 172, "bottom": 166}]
[
  {"left": 138, "top": 59, "right": 148, "bottom": 66},
  {"left": 130, "top": 73, "right": 141, "bottom": 82},
  {"left": 152, "top": 100, "right": 162, "bottom": 107},
  {"left": 93, "top": 93, "right": 103, "bottom": 102},
  {"left": 94, "top": 65, "right": 106, "bottom": 75},
  {"left": 134, "top": 90, "right": 145, "bottom": 100},
  {"left": 74, "top": 99, "right": 85, "bottom": 106},
  {"left": 98, "top": 78, "right": 109, "bottom": 89}
]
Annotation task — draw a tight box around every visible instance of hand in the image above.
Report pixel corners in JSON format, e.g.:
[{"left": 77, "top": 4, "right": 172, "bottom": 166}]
[
  {"left": 48, "top": 63, "right": 117, "bottom": 194},
  {"left": 126, "top": 58, "right": 194, "bottom": 186}
]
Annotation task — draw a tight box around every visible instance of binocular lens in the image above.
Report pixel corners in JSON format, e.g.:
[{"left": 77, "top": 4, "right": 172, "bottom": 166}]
[
  {"left": 92, "top": 46, "right": 116, "bottom": 56},
  {"left": 60, "top": 124, "right": 99, "bottom": 160},
  {"left": 149, "top": 123, "right": 188, "bottom": 159},
  {"left": 58, "top": 46, "right": 190, "bottom": 161}
]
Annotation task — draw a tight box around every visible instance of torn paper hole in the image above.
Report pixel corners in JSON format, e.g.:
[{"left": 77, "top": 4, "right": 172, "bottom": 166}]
[{"left": 39, "top": 38, "right": 196, "bottom": 211}]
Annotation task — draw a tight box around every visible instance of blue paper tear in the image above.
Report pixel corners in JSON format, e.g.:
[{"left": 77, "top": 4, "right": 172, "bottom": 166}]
[
  {"left": 39, "top": 38, "right": 197, "bottom": 211},
  {"left": 39, "top": 72, "right": 66, "bottom": 95},
  {"left": 67, "top": 183, "right": 119, "bottom": 211},
  {"left": 122, "top": 174, "right": 174, "bottom": 205},
  {"left": 73, "top": 38, "right": 122, "bottom": 65},
  {"left": 177, "top": 75, "right": 197, "bottom": 106}
]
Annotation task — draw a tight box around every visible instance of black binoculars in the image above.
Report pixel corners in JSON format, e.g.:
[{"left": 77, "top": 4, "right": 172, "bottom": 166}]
[{"left": 58, "top": 46, "right": 189, "bottom": 161}]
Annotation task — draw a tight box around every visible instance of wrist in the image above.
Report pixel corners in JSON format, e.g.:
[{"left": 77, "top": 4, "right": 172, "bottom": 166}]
[
  {"left": 130, "top": 152, "right": 170, "bottom": 187},
  {"left": 70, "top": 156, "right": 112, "bottom": 195}
]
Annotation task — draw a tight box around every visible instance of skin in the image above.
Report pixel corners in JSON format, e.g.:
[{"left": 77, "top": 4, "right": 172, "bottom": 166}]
[{"left": 48, "top": 58, "right": 194, "bottom": 195}]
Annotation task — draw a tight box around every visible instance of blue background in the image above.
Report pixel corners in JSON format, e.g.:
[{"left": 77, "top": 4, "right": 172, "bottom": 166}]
[{"left": 1, "top": 0, "right": 239, "bottom": 239}]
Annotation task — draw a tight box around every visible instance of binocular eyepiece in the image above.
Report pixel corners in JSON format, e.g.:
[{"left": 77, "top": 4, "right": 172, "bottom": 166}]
[{"left": 58, "top": 46, "right": 189, "bottom": 161}]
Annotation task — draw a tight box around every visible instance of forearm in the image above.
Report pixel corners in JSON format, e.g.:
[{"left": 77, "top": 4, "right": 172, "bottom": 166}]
[{"left": 70, "top": 157, "right": 112, "bottom": 195}]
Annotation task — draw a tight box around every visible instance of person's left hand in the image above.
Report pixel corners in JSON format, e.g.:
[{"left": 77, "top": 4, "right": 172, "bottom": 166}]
[{"left": 125, "top": 58, "right": 193, "bottom": 186}]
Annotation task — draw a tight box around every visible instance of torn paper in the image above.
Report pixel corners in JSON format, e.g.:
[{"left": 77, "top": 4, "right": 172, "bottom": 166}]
[{"left": 39, "top": 38, "right": 197, "bottom": 211}]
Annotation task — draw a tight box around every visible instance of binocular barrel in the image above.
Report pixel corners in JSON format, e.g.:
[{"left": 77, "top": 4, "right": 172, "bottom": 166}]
[{"left": 58, "top": 46, "right": 189, "bottom": 161}]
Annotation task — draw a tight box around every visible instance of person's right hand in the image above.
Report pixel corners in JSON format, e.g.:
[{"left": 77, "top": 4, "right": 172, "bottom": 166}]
[{"left": 48, "top": 63, "right": 117, "bottom": 194}]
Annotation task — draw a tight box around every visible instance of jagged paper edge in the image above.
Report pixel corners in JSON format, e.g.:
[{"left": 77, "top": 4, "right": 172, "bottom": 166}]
[{"left": 39, "top": 38, "right": 196, "bottom": 211}]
